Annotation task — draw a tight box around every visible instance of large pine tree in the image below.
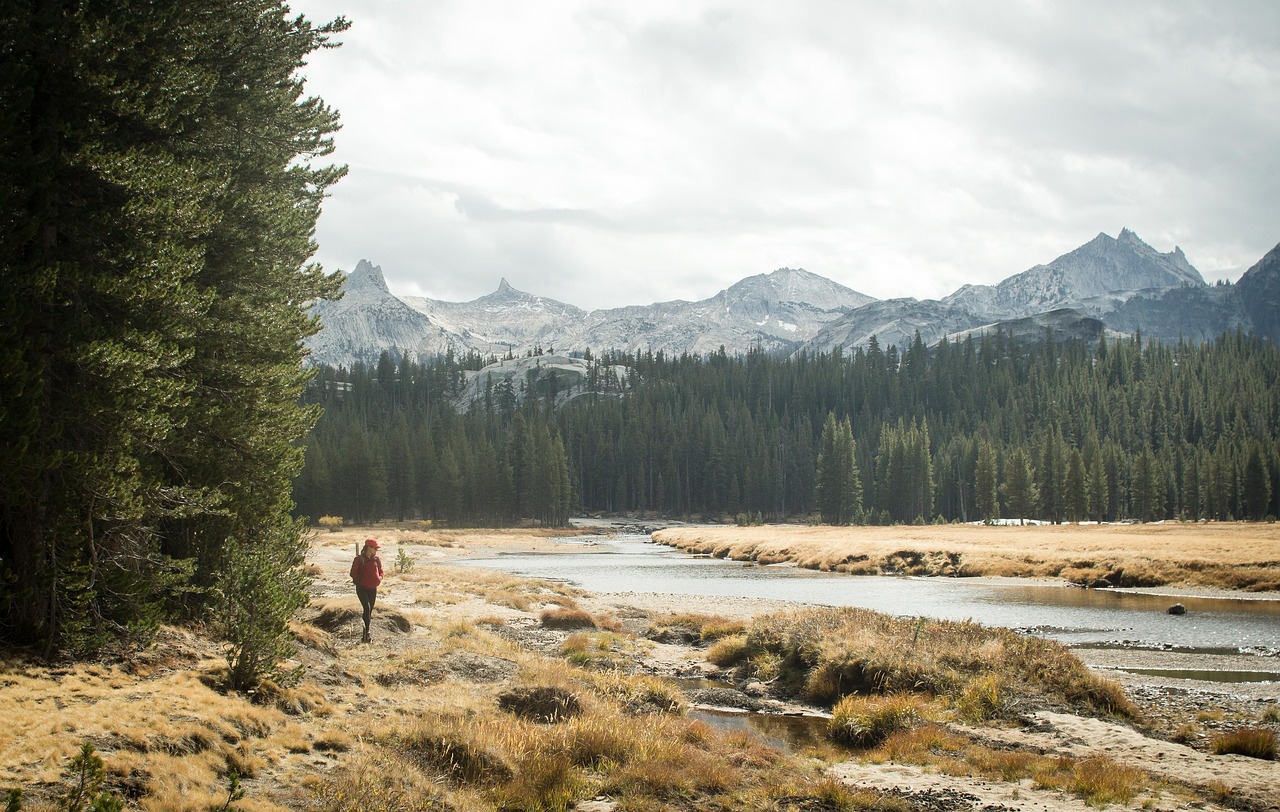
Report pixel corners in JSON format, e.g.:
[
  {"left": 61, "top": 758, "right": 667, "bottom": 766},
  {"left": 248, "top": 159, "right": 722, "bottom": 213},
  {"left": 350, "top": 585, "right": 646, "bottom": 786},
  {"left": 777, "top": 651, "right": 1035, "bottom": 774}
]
[{"left": 0, "top": 1, "right": 345, "bottom": 667}]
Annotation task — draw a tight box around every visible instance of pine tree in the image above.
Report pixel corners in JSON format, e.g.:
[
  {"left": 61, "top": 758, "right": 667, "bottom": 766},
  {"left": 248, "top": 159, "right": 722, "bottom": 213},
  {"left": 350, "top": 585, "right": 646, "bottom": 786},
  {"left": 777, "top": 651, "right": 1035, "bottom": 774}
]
[
  {"left": 1242, "top": 442, "right": 1272, "bottom": 521},
  {"left": 0, "top": 1, "right": 346, "bottom": 659},
  {"left": 975, "top": 440, "right": 999, "bottom": 523},
  {"left": 815, "top": 413, "right": 862, "bottom": 524},
  {"left": 1064, "top": 447, "right": 1088, "bottom": 522},
  {"left": 1001, "top": 448, "right": 1039, "bottom": 525}
]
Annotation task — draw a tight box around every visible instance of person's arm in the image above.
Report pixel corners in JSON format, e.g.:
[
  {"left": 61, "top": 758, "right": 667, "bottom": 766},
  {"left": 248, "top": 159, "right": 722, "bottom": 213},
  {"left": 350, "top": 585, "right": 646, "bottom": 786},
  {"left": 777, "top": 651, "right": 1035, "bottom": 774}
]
[
  {"left": 350, "top": 557, "right": 360, "bottom": 582},
  {"left": 375, "top": 557, "right": 384, "bottom": 579}
]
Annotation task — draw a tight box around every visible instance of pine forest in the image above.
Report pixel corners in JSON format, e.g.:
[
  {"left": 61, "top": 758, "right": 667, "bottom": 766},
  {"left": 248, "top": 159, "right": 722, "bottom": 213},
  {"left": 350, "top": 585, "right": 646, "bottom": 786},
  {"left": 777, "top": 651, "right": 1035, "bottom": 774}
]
[{"left": 294, "top": 330, "right": 1280, "bottom": 528}]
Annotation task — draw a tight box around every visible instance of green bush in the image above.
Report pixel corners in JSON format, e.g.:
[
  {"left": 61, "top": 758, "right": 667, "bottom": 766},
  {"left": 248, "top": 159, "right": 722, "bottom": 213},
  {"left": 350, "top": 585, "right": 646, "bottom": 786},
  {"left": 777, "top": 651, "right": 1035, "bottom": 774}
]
[{"left": 218, "top": 522, "right": 311, "bottom": 691}]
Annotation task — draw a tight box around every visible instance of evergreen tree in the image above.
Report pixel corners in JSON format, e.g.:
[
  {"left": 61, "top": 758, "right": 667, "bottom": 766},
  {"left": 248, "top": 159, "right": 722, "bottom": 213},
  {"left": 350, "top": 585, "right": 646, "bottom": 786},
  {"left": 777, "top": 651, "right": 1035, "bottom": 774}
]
[
  {"left": 1131, "top": 448, "right": 1161, "bottom": 523},
  {"left": 975, "top": 440, "right": 999, "bottom": 523},
  {"left": 1242, "top": 442, "right": 1272, "bottom": 520},
  {"left": 815, "top": 413, "right": 862, "bottom": 524},
  {"left": 0, "top": 1, "right": 346, "bottom": 660},
  {"left": 1064, "top": 447, "right": 1088, "bottom": 522},
  {"left": 1001, "top": 448, "right": 1039, "bottom": 525}
]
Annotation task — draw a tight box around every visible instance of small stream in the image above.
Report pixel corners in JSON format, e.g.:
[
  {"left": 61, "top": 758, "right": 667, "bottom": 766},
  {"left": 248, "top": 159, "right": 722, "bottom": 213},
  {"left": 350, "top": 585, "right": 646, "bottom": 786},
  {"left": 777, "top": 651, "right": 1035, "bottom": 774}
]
[
  {"left": 466, "top": 531, "right": 1279, "bottom": 752},
  {"left": 466, "top": 533, "right": 1280, "bottom": 655}
]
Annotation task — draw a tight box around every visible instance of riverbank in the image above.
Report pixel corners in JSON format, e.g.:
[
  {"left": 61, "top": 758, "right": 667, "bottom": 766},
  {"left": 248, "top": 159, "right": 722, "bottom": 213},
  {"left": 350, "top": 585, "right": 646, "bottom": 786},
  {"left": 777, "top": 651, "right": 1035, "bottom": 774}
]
[
  {"left": 651, "top": 522, "right": 1280, "bottom": 593},
  {"left": 316, "top": 526, "right": 1280, "bottom": 809},
  {"left": 1, "top": 525, "right": 1276, "bottom": 811}
]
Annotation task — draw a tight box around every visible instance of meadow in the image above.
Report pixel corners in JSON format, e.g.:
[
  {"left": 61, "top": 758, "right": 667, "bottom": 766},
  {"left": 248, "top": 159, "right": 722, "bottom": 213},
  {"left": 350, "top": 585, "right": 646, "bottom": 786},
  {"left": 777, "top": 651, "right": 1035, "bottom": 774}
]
[
  {"left": 2, "top": 525, "right": 1277, "bottom": 811},
  {"left": 653, "top": 522, "right": 1280, "bottom": 592}
]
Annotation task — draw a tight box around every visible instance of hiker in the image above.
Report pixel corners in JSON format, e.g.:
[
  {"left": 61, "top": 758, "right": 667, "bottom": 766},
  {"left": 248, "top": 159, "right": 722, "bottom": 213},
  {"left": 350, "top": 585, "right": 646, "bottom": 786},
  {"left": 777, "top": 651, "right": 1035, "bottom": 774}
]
[{"left": 350, "top": 538, "right": 384, "bottom": 642}]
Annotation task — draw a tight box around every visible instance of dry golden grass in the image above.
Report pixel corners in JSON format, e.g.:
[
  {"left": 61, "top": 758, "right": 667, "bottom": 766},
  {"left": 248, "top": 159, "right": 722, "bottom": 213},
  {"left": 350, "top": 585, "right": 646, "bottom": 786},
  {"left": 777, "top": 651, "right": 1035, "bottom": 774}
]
[
  {"left": 1210, "top": 727, "right": 1277, "bottom": 759},
  {"left": 4, "top": 529, "right": 1244, "bottom": 811},
  {"left": 706, "top": 633, "right": 752, "bottom": 667},
  {"left": 648, "top": 611, "right": 747, "bottom": 642},
  {"left": 312, "top": 524, "right": 597, "bottom": 556},
  {"left": 655, "top": 522, "right": 1280, "bottom": 591},
  {"left": 539, "top": 606, "right": 597, "bottom": 630},
  {"left": 829, "top": 694, "right": 931, "bottom": 747},
  {"left": 0, "top": 635, "right": 324, "bottom": 811},
  {"left": 736, "top": 606, "right": 1137, "bottom": 717},
  {"left": 875, "top": 725, "right": 1153, "bottom": 808}
]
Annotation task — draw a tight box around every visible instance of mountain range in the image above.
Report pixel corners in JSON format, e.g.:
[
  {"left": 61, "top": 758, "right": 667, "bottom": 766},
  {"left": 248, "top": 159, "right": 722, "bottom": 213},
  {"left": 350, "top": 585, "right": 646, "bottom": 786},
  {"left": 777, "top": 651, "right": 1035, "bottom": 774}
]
[{"left": 305, "top": 229, "right": 1280, "bottom": 368}]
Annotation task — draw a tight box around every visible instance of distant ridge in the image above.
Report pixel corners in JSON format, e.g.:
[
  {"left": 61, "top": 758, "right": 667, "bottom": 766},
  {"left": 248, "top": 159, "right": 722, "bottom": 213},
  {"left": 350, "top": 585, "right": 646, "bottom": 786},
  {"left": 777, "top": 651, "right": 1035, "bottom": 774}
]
[{"left": 304, "top": 231, "right": 1280, "bottom": 367}]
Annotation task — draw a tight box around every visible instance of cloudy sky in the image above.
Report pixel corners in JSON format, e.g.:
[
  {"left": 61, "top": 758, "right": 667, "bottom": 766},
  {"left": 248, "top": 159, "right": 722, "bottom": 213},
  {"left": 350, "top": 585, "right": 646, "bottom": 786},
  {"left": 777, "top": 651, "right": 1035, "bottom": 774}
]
[{"left": 294, "top": 0, "right": 1280, "bottom": 311}]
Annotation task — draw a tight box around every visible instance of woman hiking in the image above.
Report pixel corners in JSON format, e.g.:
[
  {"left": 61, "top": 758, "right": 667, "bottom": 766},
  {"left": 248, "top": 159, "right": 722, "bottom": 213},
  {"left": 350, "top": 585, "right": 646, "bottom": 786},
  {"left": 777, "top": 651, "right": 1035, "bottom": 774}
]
[{"left": 350, "top": 538, "right": 384, "bottom": 642}]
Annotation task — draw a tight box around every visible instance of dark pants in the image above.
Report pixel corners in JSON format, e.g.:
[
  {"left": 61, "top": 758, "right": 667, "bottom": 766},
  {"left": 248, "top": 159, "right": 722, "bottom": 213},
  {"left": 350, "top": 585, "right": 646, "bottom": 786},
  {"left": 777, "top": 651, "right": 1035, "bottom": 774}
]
[{"left": 356, "top": 585, "right": 377, "bottom": 631}]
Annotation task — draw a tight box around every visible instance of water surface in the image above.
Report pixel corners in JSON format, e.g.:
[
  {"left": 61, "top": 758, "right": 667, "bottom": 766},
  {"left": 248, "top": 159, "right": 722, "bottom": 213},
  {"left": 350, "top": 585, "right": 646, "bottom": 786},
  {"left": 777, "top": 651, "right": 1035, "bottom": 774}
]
[{"left": 466, "top": 534, "right": 1280, "bottom": 653}]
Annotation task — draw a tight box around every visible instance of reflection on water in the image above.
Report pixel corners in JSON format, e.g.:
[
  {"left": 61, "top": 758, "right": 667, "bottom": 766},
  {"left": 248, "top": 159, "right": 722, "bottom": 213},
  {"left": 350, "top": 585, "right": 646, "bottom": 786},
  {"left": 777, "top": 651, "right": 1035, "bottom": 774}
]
[
  {"left": 466, "top": 534, "right": 1280, "bottom": 653},
  {"left": 688, "top": 708, "right": 829, "bottom": 752}
]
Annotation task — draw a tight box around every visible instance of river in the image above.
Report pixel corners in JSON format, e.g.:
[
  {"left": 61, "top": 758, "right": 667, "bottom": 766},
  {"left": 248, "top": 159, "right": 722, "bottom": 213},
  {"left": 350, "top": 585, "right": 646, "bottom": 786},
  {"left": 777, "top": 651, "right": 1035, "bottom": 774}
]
[{"left": 465, "top": 533, "right": 1280, "bottom": 656}]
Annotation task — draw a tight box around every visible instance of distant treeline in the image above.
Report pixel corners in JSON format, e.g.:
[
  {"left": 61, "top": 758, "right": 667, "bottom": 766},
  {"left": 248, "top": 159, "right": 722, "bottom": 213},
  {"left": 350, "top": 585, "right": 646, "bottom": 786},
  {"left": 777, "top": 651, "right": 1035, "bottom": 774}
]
[{"left": 294, "top": 331, "right": 1280, "bottom": 526}]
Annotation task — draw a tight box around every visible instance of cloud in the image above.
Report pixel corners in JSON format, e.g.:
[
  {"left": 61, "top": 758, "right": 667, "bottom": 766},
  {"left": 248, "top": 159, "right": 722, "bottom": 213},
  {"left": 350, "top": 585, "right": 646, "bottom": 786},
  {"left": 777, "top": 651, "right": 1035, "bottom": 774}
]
[{"left": 296, "top": 0, "right": 1280, "bottom": 309}]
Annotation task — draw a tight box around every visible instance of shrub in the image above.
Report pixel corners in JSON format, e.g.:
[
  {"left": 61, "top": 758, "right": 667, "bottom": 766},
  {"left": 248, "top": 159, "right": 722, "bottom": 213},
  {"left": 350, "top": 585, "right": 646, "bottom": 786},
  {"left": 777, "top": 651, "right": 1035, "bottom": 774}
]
[
  {"left": 706, "top": 634, "right": 752, "bottom": 667},
  {"left": 217, "top": 525, "right": 311, "bottom": 692},
  {"left": 317, "top": 515, "right": 343, "bottom": 532},
  {"left": 955, "top": 674, "right": 1008, "bottom": 722},
  {"left": 57, "top": 742, "right": 123, "bottom": 812},
  {"left": 829, "top": 694, "right": 927, "bottom": 748},
  {"left": 1065, "top": 755, "right": 1145, "bottom": 806},
  {"left": 541, "top": 607, "right": 597, "bottom": 630},
  {"left": 498, "top": 686, "right": 583, "bottom": 723},
  {"left": 395, "top": 547, "right": 416, "bottom": 575},
  {"left": 1211, "top": 728, "right": 1277, "bottom": 760}
]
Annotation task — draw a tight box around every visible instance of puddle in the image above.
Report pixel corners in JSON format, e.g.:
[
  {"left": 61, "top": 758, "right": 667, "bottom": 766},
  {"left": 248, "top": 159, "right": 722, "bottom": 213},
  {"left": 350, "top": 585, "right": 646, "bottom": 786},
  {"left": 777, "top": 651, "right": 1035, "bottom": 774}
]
[{"left": 687, "top": 707, "right": 830, "bottom": 752}]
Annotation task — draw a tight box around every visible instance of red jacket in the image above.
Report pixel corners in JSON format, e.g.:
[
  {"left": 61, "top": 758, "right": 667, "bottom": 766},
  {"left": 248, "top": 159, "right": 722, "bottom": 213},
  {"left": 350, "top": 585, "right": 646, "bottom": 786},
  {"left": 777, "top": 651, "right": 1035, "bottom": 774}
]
[{"left": 350, "top": 554, "right": 383, "bottom": 588}]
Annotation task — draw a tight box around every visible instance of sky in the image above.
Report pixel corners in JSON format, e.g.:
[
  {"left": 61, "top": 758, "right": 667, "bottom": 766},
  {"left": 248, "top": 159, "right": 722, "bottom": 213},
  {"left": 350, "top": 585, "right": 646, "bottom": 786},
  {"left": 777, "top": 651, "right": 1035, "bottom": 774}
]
[{"left": 294, "top": 0, "right": 1280, "bottom": 311}]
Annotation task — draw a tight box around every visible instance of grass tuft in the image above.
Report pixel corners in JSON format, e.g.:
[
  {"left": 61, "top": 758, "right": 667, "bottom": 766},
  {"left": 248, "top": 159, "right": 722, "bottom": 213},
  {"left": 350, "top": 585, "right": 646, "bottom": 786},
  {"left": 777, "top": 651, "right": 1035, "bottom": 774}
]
[
  {"left": 954, "top": 674, "right": 1009, "bottom": 722},
  {"left": 497, "top": 686, "right": 583, "bottom": 723},
  {"left": 738, "top": 606, "right": 1138, "bottom": 718},
  {"left": 540, "top": 607, "right": 597, "bottom": 630},
  {"left": 1210, "top": 727, "right": 1277, "bottom": 760},
  {"left": 1063, "top": 754, "right": 1146, "bottom": 807},
  {"left": 307, "top": 748, "right": 444, "bottom": 812},
  {"left": 829, "top": 694, "right": 929, "bottom": 748},
  {"left": 706, "top": 634, "right": 751, "bottom": 667}
]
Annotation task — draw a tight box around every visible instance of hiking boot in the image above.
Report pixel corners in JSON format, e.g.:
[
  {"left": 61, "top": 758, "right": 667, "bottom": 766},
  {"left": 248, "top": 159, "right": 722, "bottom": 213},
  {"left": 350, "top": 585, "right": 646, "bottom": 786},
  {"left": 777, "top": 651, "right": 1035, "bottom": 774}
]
[{"left": 361, "top": 629, "right": 371, "bottom": 643}]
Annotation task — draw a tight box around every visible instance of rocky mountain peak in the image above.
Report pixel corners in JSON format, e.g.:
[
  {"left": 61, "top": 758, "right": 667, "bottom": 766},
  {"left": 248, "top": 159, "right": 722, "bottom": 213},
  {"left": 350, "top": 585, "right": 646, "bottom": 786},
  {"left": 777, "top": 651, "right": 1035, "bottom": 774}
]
[
  {"left": 308, "top": 232, "right": 1278, "bottom": 367},
  {"left": 726, "top": 267, "right": 876, "bottom": 310},
  {"left": 1236, "top": 240, "right": 1280, "bottom": 341},
  {"left": 348, "top": 259, "right": 390, "bottom": 293},
  {"left": 944, "top": 228, "right": 1206, "bottom": 321}
]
